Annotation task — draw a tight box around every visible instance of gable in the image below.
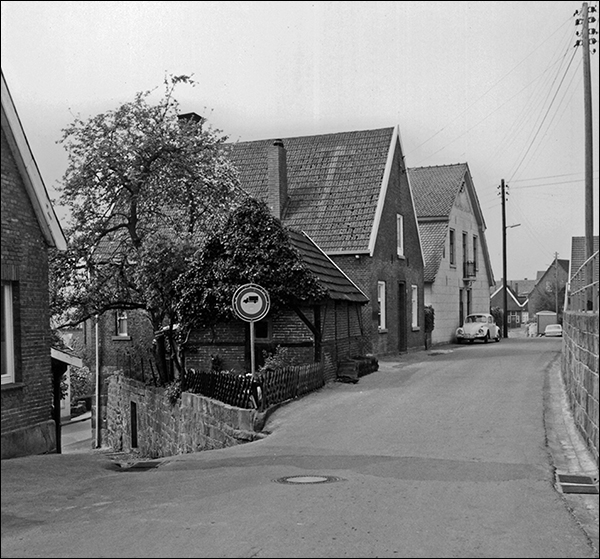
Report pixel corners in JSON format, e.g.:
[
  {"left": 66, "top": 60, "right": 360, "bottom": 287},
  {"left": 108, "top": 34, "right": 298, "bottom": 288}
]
[
  {"left": 1, "top": 71, "right": 66, "bottom": 250},
  {"left": 226, "top": 127, "right": 395, "bottom": 254},
  {"left": 410, "top": 162, "right": 494, "bottom": 286},
  {"left": 453, "top": 184, "right": 473, "bottom": 214},
  {"left": 409, "top": 163, "right": 468, "bottom": 218}
]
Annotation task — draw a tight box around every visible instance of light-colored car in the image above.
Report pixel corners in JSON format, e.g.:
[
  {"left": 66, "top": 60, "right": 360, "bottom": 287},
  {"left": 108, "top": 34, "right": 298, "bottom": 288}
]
[
  {"left": 456, "top": 313, "right": 501, "bottom": 344},
  {"left": 544, "top": 323, "right": 563, "bottom": 337}
]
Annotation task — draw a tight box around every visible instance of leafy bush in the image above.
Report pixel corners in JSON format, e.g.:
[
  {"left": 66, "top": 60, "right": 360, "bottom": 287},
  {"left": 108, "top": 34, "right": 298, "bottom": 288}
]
[
  {"left": 424, "top": 305, "right": 435, "bottom": 333},
  {"left": 164, "top": 379, "right": 182, "bottom": 405},
  {"left": 258, "top": 345, "right": 297, "bottom": 374}
]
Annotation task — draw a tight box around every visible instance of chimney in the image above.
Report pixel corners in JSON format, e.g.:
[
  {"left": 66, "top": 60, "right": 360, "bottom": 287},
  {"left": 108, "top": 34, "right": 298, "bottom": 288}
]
[{"left": 267, "top": 139, "right": 288, "bottom": 219}]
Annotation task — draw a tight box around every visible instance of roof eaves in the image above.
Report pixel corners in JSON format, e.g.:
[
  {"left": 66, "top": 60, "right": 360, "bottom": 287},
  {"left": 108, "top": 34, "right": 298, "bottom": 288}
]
[
  {"left": 368, "top": 126, "right": 397, "bottom": 257},
  {"left": 1, "top": 71, "right": 67, "bottom": 251},
  {"left": 402, "top": 126, "right": 426, "bottom": 269},
  {"left": 302, "top": 231, "right": 369, "bottom": 303}
]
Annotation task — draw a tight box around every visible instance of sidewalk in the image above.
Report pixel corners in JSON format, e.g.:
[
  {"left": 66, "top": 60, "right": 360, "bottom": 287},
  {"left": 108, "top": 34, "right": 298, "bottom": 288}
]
[{"left": 60, "top": 410, "right": 92, "bottom": 453}]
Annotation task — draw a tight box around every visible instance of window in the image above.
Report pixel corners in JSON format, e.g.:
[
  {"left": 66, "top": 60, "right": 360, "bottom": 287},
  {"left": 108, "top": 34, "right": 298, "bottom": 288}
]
[
  {"left": 396, "top": 214, "right": 404, "bottom": 257},
  {"left": 255, "top": 319, "right": 271, "bottom": 340},
  {"left": 377, "top": 281, "right": 387, "bottom": 331},
  {"left": 449, "top": 229, "right": 456, "bottom": 266},
  {"left": 473, "top": 235, "right": 478, "bottom": 271},
  {"left": 411, "top": 285, "right": 419, "bottom": 329},
  {"left": 115, "top": 310, "right": 128, "bottom": 337},
  {"left": 1, "top": 281, "right": 15, "bottom": 384},
  {"left": 462, "top": 232, "right": 468, "bottom": 266}
]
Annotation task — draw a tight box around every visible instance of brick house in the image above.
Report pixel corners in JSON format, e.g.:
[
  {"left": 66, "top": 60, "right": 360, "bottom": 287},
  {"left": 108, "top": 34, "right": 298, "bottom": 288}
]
[
  {"left": 226, "top": 126, "right": 425, "bottom": 355},
  {"left": 408, "top": 163, "right": 495, "bottom": 345},
  {"left": 490, "top": 283, "right": 527, "bottom": 330},
  {"left": 185, "top": 228, "right": 369, "bottom": 381},
  {"left": 1, "top": 70, "right": 68, "bottom": 458},
  {"left": 527, "top": 257, "right": 570, "bottom": 320}
]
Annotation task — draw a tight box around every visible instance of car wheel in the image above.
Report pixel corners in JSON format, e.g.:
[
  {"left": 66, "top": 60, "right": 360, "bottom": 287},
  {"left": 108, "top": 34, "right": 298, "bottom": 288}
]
[
  {"left": 484, "top": 332, "right": 489, "bottom": 343},
  {"left": 495, "top": 333, "right": 500, "bottom": 342}
]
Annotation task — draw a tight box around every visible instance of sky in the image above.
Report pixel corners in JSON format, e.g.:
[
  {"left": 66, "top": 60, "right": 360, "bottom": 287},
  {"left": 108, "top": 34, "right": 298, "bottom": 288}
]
[{"left": 1, "top": 0, "right": 599, "bottom": 282}]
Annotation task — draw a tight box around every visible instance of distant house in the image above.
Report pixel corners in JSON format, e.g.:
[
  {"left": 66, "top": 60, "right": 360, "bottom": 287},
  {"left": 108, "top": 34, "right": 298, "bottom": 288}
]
[
  {"left": 527, "top": 257, "right": 570, "bottom": 320},
  {"left": 226, "top": 127, "right": 425, "bottom": 355},
  {"left": 1, "top": 70, "right": 68, "bottom": 459},
  {"left": 408, "top": 163, "right": 495, "bottom": 344},
  {"left": 567, "top": 236, "right": 599, "bottom": 312},
  {"left": 490, "top": 283, "right": 527, "bottom": 329}
]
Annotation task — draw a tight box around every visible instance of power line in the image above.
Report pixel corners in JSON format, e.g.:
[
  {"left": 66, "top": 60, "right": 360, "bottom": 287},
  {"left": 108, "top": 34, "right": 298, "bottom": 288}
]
[
  {"left": 507, "top": 46, "right": 579, "bottom": 182},
  {"left": 405, "top": 12, "right": 576, "bottom": 159}
]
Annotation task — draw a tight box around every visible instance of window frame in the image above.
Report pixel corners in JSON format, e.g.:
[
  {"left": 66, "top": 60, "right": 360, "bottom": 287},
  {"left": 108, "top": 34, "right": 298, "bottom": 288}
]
[
  {"left": 396, "top": 214, "right": 404, "bottom": 257},
  {"left": 1, "top": 281, "right": 15, "bottom": 385},
  {"left": 411, "top": 284, "right": 419, "bottom": 330},
  {"left": 114, "top": 310, "right": 130, "bottom": 339},
  {"left": 449, "top": 229, "right": 456, "bottom": 266},
  {"left": 377, "top": 281, "right": 387, "bottom": 331}
]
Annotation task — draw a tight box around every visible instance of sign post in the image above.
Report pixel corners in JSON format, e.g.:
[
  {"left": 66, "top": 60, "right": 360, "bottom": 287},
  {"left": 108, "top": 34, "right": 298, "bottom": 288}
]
[{"left": 231, "top": 283, "right": 270, "bottom": 378}]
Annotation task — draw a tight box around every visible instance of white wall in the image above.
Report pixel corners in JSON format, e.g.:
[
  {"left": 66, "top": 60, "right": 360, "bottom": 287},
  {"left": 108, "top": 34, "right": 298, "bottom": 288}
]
[{"left": 426, "top": 190, "right": 492, "bottom": 345}]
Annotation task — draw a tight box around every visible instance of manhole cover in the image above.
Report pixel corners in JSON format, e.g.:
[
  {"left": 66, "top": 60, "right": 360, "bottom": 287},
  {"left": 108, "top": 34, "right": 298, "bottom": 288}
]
[{"left": 273, "top": 475, "right": 344, "bottom": 485}]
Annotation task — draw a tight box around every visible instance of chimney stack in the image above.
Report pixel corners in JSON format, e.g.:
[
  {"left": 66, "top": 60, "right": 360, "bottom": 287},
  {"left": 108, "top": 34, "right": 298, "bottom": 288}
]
[{"left": 268, "top": 139, "right": 288, "bottom": 219}]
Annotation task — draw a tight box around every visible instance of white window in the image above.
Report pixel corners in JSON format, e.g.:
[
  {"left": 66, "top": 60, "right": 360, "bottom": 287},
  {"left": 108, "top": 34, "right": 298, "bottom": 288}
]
[
  {"left": 377, "top": 281, "right": 387, "bottom": 331},
  {"left": 411, "top": 285, "right": 419, "bottom": 329},
  {"left": 1, "top": 282, "right": 15, "bottom": 384},
  {"left": 396, "top": 214, "right": 404, "bottom": 257},
  {"left": 116, "top": 310, "right": 128, "bottom": 337}
]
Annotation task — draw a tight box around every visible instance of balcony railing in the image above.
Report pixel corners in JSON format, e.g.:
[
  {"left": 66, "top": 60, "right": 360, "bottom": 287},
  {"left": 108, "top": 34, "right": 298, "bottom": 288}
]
[{"left": 463, "top": 261, "right": 476, "bottom": 279}]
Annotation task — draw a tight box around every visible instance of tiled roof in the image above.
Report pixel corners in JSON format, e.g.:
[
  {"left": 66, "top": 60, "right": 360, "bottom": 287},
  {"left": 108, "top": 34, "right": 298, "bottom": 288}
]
[
  {"left": 287, "top": 229, "right": 368, "bottom": 303},
  {"left": 226, "top": 128, "right": 395, "bottom": 253},
  {"left": 408, "top": 163, "right": 469, "bottom": 218},
  {"left": 418, "top": 221, "right": 448, "bottom": 282}
]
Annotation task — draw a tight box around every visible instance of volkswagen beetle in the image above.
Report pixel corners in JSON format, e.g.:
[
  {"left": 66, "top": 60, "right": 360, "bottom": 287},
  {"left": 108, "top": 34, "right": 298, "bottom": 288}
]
[{"left": 456, "top": 313, "right": 501, "bottom": 344}]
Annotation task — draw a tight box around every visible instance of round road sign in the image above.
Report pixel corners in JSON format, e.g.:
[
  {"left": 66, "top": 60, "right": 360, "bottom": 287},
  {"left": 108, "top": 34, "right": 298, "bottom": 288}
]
[{"left": 232, "top": 283, "right": 270, "bottom": 322}]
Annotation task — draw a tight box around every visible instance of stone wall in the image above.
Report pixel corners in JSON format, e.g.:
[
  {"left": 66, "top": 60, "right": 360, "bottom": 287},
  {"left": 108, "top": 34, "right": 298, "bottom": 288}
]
[
  {"left": 105, "top": 373, "right": 265, "bottom": 458},
  {"left": 562, "top": 311, "right": 599, "bottom": 467}
]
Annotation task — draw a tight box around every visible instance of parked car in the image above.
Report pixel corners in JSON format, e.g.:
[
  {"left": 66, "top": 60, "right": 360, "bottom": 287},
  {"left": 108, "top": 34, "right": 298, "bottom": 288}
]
[
  {"left": 456, "top": 313, "right": 501, "bottom": 344},
  {"left": 543, "top": 324, "right": 563, "bottom": 337}
]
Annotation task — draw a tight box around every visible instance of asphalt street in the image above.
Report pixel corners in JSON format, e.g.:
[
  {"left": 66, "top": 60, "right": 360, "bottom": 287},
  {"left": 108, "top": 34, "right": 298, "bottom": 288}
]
[{"left": 1, "top": 332, "right": 598, "bottom": 558}]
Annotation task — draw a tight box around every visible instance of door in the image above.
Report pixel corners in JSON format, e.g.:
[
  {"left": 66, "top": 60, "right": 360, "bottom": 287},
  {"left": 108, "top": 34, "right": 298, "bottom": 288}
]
[{"left": 398, "top": 282, "right": 407, "bottom": 352}]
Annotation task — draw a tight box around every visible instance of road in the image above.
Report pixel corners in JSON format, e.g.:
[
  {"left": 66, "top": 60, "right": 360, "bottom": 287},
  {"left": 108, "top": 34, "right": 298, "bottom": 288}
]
[{"left": 1, "top": 336, "right": 598, "bottom": 558}]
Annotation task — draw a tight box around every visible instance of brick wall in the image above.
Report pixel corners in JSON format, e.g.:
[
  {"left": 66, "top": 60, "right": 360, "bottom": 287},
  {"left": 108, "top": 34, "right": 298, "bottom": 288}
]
[
  {"left": 105, "top": 373, "right": 264, "bottom": 458},
  {"left": 330, "top": 141, "right": 424, "bottom": 356},
  {"left": 562, "top": 312, "right": 599, "bottom": 467},
  {"left": 1, "top": 126, "right": 55, "bottom": 458}
]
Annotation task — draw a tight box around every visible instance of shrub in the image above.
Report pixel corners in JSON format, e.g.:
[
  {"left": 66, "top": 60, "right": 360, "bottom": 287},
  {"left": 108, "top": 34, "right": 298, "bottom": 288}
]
[{"left": 424, "top": 305, "right": 435, "bottom": 333}]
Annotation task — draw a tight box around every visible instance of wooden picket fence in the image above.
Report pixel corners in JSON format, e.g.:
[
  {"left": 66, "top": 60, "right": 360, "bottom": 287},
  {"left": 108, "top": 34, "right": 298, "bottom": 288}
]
[{"left": 181, "top": 362, "right": 325, "bottom": 410}]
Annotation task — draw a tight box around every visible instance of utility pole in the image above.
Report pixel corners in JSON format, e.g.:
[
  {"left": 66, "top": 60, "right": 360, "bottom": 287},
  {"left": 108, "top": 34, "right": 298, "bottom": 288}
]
[
  {"left": 500, "top": 179, "right": 509, "bottom": 338},
  {"left": 555, "top": 252, "right": 559, "bottom": 316},
  {"left": 576, "top": 2, "right": 597, "bottom": 310}
]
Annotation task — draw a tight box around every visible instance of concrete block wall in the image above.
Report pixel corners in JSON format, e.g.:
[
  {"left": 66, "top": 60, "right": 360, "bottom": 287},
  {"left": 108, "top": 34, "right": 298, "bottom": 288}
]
[
  {"left": 105, "top": 373, "right": 264, "bottom": 458},
  {"left": 562, "top": 312, "right": 599, "bottom": 467}
]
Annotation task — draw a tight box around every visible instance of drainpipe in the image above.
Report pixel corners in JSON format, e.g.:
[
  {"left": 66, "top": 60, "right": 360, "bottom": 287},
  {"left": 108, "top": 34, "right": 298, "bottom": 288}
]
[{"left": 95, "top": 315, "right": 101, "bottom": 448}]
